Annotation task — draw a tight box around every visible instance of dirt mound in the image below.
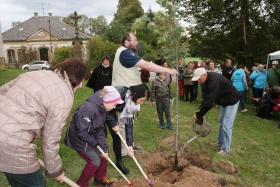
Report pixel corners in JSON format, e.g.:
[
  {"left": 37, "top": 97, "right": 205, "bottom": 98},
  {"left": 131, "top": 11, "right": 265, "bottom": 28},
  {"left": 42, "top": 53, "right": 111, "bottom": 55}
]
[{"left": 114, "top": 137, "right": 237, "bottom": 187}]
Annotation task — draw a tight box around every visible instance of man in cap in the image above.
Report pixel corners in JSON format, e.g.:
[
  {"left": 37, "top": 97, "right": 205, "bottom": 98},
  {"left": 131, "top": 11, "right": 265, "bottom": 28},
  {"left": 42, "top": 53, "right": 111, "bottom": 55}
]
[
  {"left": 268, "top": 61, "right": 280, "bottom": 86},
  {"left": 192, "top": 68, "right": 240, "bottom": 155}
]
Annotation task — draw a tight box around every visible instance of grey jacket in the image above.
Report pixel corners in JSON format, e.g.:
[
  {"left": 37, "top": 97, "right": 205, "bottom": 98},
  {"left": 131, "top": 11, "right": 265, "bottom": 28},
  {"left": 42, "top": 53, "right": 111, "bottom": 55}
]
[
  {"left": 0, "top": 70, "right": 74, "bottom": 178},
  {"left": 183, "top": 68, "right": 195, "bottom": 85}
]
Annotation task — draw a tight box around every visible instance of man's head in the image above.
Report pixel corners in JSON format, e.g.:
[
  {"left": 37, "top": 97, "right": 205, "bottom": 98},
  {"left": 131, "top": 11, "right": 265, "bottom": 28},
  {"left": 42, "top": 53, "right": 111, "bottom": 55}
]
[
  {"left": 208, "top": 60, "right": 215, "bottom": 70},
  {"left": 225, "top": 59, "right": 232, "bottom": 67},
  {"left": 121, "top": 32, "right": 138, "bottom": 50},
  {"left": 192, "top": 68, "right": 207, "bottom": 83},
  {"left": 272, "top": 61, "right": 278, "bottom": 68},
  {"left": 157, "top": 55, "right": 161, "bottom": 60}
]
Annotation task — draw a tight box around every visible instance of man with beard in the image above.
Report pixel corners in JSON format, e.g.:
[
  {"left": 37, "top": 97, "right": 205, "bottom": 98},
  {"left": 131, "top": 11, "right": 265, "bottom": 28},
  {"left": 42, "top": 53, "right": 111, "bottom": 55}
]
[
  {"left": 110, "top": 32, "right": 178, "bottom": 174},
  {"left": 112, "top": 32, "right": 178, "bottom": 87}
]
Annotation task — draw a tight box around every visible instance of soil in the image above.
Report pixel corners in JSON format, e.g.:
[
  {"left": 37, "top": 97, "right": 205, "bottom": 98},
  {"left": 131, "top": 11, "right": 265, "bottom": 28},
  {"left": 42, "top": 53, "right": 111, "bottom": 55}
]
[{"left": 113, "top": 136, "right": 238, "bottom": 187}]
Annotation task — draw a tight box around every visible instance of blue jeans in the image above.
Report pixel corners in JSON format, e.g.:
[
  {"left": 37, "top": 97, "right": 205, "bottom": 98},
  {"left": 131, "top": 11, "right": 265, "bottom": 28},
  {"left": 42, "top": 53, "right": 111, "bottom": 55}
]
[
  {"left": 4, "top": 169, "right": 44, "bottom": 187},
  {"left": 217, "top": 101, "right": 239, "bottom": 152}
]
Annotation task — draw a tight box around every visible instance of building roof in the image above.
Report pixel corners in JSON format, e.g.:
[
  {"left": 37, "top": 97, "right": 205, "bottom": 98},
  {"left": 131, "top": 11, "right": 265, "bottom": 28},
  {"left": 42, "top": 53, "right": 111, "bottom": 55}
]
[{"left": 2, "top": 13, "right": 91, "bottom": 41}]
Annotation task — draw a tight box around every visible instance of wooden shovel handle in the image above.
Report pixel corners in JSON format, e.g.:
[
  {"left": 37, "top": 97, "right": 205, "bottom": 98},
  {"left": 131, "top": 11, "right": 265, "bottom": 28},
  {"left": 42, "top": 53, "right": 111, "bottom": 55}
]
[
  {"left": 38, "top": 159, "right": 80, "bottom": 187},
  {"left": 117, "top": 133, "right": 148, "bottom": 179}
]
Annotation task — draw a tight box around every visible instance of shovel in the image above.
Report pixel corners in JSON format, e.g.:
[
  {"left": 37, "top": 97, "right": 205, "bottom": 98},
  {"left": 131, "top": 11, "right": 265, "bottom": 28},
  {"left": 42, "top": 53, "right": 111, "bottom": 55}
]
[
  {"left": 96, "top": 146, "right": 135, "bottom": 186},
  {"left": 38, "top": 159, "right": 80, "bottom": 187},
  {"left": 117, "top": 133, "right": 154, "bottom": 187}
]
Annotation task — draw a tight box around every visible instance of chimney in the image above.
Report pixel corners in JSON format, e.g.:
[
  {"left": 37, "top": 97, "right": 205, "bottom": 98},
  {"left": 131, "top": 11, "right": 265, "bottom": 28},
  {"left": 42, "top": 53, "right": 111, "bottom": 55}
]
[
  {"left": 34, "top": 12, "right": 38, "bottom": 16},
  {"left": 48, "top": 13, "right": 52, "bottom": 16}
]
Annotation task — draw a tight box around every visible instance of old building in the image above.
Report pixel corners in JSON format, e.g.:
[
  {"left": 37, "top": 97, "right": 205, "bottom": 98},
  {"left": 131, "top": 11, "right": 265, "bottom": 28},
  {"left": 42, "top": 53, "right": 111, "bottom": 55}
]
[{"left": 2, "top": 12, "right": 91, "bottom": 66}]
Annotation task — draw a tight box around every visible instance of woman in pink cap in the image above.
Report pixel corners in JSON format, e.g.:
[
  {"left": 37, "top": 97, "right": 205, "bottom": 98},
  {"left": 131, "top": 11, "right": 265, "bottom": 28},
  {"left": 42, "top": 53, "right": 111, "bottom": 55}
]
[{"left": 64, "top": 86, "right": 124, "bottom": 187}]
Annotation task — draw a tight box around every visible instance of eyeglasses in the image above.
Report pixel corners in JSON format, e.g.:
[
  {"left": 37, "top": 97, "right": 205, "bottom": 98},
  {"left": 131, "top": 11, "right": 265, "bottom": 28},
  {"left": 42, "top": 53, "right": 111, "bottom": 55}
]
[{"left": 129, "top": 39, "right": 138, "bottom": 42}]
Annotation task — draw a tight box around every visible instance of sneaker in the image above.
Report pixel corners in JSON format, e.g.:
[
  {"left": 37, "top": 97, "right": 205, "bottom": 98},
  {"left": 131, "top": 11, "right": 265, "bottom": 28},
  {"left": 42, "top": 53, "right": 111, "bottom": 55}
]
[
  {"left": 167, "top": 124, "right": 174, "bottom": 131},
  {"left": 241, "top": 109, "right": 247, "bottom": 112},
  {"left": 160, "top": 124, "right": 165, "bottom": 129},
  {"left": 133, "top": 146, "right": 142, "bottom": 152},
  {"left": 93, "top": 177, "right": 115, "bottom": 187},
  {"left": 217, "top": 150, "right": 230, "bottom": 156}
]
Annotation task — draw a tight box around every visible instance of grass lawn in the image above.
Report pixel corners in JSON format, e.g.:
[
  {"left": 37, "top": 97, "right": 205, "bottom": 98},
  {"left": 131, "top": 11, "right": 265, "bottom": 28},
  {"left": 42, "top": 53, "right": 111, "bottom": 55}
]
[{"left": 0, "top": 69, "right": 280, "bottom": 187}]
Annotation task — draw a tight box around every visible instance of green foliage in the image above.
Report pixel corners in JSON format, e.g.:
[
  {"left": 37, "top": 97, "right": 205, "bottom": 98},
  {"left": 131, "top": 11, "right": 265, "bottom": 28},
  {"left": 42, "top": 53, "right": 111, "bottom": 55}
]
[
  {"left": 89, "top": 16, "right": 109, "bottom": 36},
  {"left": 87, "top": 36, "right": 119, "bottom": 70},
  {"left": 54, "top": 46, "right": 72, "bottom": 65},
  {"left": 105, "top": 0, "right": 144, "bottom": 43},
  {"left": 179, "top": 0, "right": 280, "bottom": 66},
  {"left": 103, "top": 21, "right": 127, "bottom": 44},
  {"left": 137, "top": 40, "right": 156, "bottom": 61},
  {"left": 115, "top": 0, "right": 144, "bottom": 29},
  {"left": 136, "top": 1, "right": 190, "bottom": 67}
]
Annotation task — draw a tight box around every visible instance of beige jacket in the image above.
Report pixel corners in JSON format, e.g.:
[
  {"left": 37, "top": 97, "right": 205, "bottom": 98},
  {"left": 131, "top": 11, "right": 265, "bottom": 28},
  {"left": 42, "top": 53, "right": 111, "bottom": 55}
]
[
  {"left": 112, "top": 46, "right": 142, "bottom": 87},
  {"left": 0, "top": 70, "right": 74, "bottom": 178}
]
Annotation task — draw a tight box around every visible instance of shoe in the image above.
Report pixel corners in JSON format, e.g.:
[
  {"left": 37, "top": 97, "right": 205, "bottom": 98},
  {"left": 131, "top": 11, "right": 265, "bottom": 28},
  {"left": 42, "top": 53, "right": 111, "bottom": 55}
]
[
  {"left": 241, "top": 109, "right": 247, "bottom": 112},
  {"left": 116, "top": 161, "right": 129, "bottom": 174},
  {"left": 93, "top": 177, "right": 115, "bottom": 186},
  {"left": 133, "top": 146, "right": 142, "bottom": 151},
  {"left": 212, "top": 141, "right": 221, "bottom": 147},
  {"left": 167, "top": 124, "right": 173, "bottom": 130},
  {"left": 217, "top": 150, "right": 230, "bottom": 156},
  {"left": 160, "top": 124, "right": 165, "bottom": 129}
]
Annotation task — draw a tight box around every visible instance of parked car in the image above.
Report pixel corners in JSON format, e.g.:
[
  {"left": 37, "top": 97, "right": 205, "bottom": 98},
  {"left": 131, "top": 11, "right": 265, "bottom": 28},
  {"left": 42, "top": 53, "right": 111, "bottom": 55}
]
[{"left": 22, "top": 61, "right": 51, "bottom": 70}]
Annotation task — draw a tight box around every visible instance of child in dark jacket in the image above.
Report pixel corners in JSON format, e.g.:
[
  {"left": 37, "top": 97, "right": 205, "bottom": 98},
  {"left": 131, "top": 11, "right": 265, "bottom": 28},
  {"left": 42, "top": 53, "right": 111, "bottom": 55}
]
[
  {"left": 64, "top": 86, "right": 124, "bottom": 187},
  {"left": 151, "top": 72, "right": 173, "bottom": 130}
]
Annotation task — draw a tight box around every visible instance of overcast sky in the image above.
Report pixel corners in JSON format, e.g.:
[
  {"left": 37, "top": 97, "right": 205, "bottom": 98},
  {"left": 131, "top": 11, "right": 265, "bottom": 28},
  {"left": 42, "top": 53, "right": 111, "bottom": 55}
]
[{"left": 0, "top": 0, "right": 165, "bottom": 32}]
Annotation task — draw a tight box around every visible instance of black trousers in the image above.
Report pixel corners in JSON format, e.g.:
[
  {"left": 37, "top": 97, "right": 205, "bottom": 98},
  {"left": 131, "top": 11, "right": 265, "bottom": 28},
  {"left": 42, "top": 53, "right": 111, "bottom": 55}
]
[{"left": 104, "top": 110, "right": 122, "bottom": 162}]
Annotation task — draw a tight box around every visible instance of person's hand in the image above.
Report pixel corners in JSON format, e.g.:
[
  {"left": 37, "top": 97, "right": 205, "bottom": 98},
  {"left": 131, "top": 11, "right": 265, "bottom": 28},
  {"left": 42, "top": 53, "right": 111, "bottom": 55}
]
[
  {"left": 277, "top": 104, "right": 280, "bottom": 107},
  {"left": 112, "top": 125, "right": 119, "bottom": 133},
  {"left": 101, "top": 152, "right": 108, "bottom": 159},
  {"left": 151, "top": 102, "right": 155, "bottom": 106},
  {"left": 190, "top": 74, "right": 193, "bottom": 77},
  {"left": 246, "top": 86, "right": 249, "bottom": 90},
  {"left": 167, "top": 68, "right": 178, "bottom": 75},
  {"left": 55, "top": 172, "right": 64, "bottom": 183},
  {"left": 193, "top": 115, "right": 197, "bottom": 122},
  {"left": 127, "top": 146, "right": 134, "bottom": 157}
]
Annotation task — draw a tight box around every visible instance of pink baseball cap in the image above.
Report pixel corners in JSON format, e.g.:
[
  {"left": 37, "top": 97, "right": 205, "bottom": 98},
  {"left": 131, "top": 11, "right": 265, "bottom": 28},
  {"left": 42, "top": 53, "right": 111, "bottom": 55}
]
[{"left": 103, "top": 86, "right": 124, "bottom": 104}]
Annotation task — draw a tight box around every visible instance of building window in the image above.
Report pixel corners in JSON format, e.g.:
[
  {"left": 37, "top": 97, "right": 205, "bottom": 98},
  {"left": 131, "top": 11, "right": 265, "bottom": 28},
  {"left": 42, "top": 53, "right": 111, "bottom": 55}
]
[
  {"left": 17, "top": 48, "right": 26, "bottom": 64},
  {"left": 39, "top": 48, "right": 49, "bottom": 61},
  {"left": 7, "top": 49, "right": 16, "bottom": 63}
]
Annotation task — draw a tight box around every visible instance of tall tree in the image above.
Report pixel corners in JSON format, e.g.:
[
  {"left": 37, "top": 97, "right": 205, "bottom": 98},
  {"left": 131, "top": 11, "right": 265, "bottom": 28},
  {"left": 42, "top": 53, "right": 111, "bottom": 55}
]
[
  {"left": 89, "top": 16, "right": 108, "bottom": 36},
  {"left": 105, "top": 0, "right": 144, "bottom": 43},
  {"left": 114, "top": 0, "right": 144, "bottom": 29},
  {"left": 180, "top": 0, "right": 280, "bottom": 67}
]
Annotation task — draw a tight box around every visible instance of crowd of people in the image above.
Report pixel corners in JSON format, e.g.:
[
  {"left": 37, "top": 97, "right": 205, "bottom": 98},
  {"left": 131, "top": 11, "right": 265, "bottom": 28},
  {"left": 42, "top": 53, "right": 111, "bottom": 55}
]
[{"left": 1, "top": 30, "right": 280, "bottom": 186}]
